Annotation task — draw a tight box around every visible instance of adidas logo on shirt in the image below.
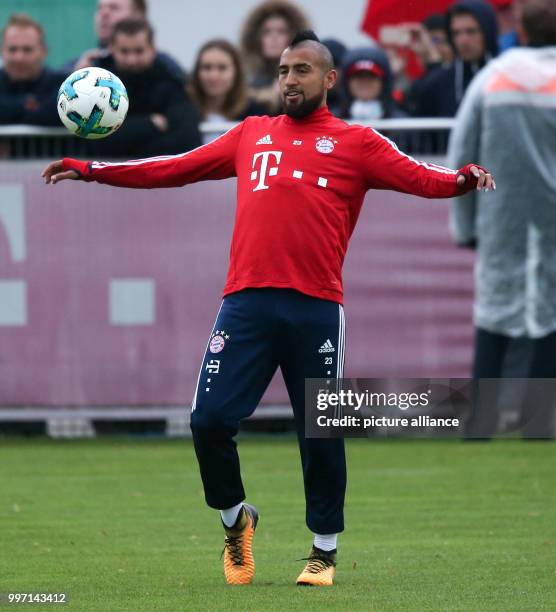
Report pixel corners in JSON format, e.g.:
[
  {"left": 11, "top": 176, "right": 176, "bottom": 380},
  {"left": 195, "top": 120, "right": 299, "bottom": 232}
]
[
  {"left": 256, "top": 134, "right": 273, "bottom": 145},
  {"left": 318, "top": 339, "right": 335, "bottom": 353}
]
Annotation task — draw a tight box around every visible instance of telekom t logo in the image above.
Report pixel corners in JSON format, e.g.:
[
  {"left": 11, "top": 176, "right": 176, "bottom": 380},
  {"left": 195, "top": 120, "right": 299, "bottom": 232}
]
[{"left": 251, "top": 151, "right": 282, "bottom": 192}]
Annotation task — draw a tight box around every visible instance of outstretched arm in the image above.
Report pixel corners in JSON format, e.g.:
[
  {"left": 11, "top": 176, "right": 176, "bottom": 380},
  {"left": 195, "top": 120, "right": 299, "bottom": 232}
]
[
  {"left": 360, "top": 127, "right": 494, "bottom": 199},
  {"left": 42, "top": 122, "right": 243, "bottom": 189}
]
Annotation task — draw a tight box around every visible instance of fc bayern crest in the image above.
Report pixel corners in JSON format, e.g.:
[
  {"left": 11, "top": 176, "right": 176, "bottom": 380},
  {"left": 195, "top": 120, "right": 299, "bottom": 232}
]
[
  {"left": 315, "top": 136, "right": 338, "bottom": 154},
  {"left": 210, "top": 336, "right": 225, "bottom": 353},
  {"left": 209, "top": 329, "right": 230, "bottom": 353}
]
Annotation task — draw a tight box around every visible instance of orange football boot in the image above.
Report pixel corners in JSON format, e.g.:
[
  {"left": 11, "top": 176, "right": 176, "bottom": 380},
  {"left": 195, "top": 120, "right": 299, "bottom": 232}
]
[
  {"left": 296, "top": 546, "right": 337, "bottom": 586},
  {"left": 222, "top": 503, "right": 259, "bottom": 585}
]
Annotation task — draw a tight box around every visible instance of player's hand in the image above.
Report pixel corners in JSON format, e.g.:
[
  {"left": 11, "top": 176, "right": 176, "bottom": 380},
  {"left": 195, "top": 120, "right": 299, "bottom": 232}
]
[
  {"left": 456, "top": 164, "right": 496, "bottom": 191},
  {"left": 41, "top": 160, "right": 80, "bottom": 184}
]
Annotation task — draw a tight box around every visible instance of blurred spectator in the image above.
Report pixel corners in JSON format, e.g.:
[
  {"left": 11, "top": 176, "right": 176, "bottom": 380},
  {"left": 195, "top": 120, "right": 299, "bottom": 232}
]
[
  {"left": 448, "top": 0, "right": 556, "bottom": 437},
  {"left": 90, "top": 18, "right": 200, "bottom": 157},
  {"left": 404, "top": 15, "right": 453, "bottom": 116},
  {"left": 321, "top": 38, "right": 347, "bottom": 117},
  {"left": 420, "top": 14, "right": 454, "bottom": 67},
  {"left": 63, "top": 0, "right": 185, "bottom": 81},
  {"left": 240, "top": 0, "right": 309, "bottom": 113},
  {"left": 188, "top": 40, "right": 267, "bottom": 144},
  {"left": 410, "top": 0, "right": 499, "bottom": 117},
  {"left": 492, "top": 0, "right": 536, "bottom": 52},
  {"left": 491, "top": 0, "right": 518, "bottom": 51},
  {"left": 340, "top": 47, "right": 406, "bottom": 120},
  {"left": 378, "top": 19, "right": 452, "bottom": 106},
  {"left": 321, "top": 38, "right": 347, "bottom": 69},
  {"left": 0, "top": 14, "right": 61, "bottom": 126},
  {"left": 377, "top": 41, "right": 412, "bottom": 104}
]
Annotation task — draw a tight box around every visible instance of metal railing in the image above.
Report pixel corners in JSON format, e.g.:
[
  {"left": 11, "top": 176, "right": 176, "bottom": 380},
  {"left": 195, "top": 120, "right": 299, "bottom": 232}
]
[{"left": 0, "top": 118, "right": 456, "bottom": 159}]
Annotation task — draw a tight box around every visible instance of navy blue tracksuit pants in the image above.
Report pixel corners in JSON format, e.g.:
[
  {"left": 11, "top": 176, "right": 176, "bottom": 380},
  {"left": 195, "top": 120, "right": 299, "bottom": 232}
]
[{"left": 190, "top": 288, "right": 346, "bottom": 534}]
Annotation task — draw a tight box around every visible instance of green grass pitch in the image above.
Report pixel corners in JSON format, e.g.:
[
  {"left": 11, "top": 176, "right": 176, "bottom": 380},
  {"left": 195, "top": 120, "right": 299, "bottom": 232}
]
[{"left": 1, "top": 436, "right": 554, "bottom": 611}]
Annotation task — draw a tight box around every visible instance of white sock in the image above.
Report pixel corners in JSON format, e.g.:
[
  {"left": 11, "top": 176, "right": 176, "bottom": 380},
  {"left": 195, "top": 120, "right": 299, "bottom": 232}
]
[
  {"left": 220, "top": 502, "right": 244, "bottom": 528},
  {"left": 313, "top": 532, "right": 338, "bottom": 551}
]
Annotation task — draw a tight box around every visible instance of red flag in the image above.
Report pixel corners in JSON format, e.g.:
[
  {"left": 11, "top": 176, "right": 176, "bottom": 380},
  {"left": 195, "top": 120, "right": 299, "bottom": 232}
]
[{"left": 361, "top": 0, "right": 454, "bottom": 39}]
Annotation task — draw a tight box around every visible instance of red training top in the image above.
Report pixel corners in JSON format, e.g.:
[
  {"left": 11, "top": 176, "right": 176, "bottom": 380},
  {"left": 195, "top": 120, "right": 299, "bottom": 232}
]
[{"left": 63, "top": 106, "right": 477, "bottom": 304}]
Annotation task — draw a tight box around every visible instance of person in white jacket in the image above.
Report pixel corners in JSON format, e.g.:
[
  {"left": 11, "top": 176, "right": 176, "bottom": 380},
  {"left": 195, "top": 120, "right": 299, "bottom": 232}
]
[{"left": 448, "top": 0, "right": 556, "bottom": 438}]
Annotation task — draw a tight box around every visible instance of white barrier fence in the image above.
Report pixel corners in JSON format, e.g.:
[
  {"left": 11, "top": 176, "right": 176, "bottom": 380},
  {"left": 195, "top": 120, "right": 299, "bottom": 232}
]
[{"left": 0, "top": 118, "right": 456, "bottom": 158}]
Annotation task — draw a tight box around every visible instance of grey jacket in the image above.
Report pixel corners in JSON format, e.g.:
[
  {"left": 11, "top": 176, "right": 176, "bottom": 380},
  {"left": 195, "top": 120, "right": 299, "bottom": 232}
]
[{"left": 448, "top": 47, "right": 556, "bottom": 338}]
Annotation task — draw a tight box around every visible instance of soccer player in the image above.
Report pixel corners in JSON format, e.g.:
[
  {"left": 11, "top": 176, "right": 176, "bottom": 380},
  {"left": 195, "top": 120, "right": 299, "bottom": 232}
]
[{"left": 42, "top": 31, "right": 494, "bottom": 587}]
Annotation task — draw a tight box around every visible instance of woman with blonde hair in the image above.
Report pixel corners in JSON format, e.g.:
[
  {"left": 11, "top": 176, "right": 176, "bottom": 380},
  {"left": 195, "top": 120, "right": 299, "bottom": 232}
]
[
  {"left": 240, "top": 0, "right": 310, "bottom": 112},
  {"left": 189, "top": 39, "right": 267, "bottom": 143}
]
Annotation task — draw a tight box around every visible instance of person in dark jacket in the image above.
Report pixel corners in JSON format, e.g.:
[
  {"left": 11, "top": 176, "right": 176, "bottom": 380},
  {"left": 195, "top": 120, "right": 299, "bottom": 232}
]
[
  {"left": 0, "top": 13, "right": 63, "bottom": 126},
  {"left": 340, "top": 46, "right": 407, "bottom": 120},
  {"left": 62, "top": 0, "right": 185, "bottom": 82},
  {"left": 409, "top": 0, "right": 499, "bottom": 117},
  {"left": 89, "top": 17, "right": 200, "bottom": 158}
]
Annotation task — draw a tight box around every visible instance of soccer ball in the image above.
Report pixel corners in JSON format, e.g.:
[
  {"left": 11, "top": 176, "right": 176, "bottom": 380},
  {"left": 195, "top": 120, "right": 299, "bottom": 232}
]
[{"left": 57, "top": 67, "right": 128, "bottom": 139}]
